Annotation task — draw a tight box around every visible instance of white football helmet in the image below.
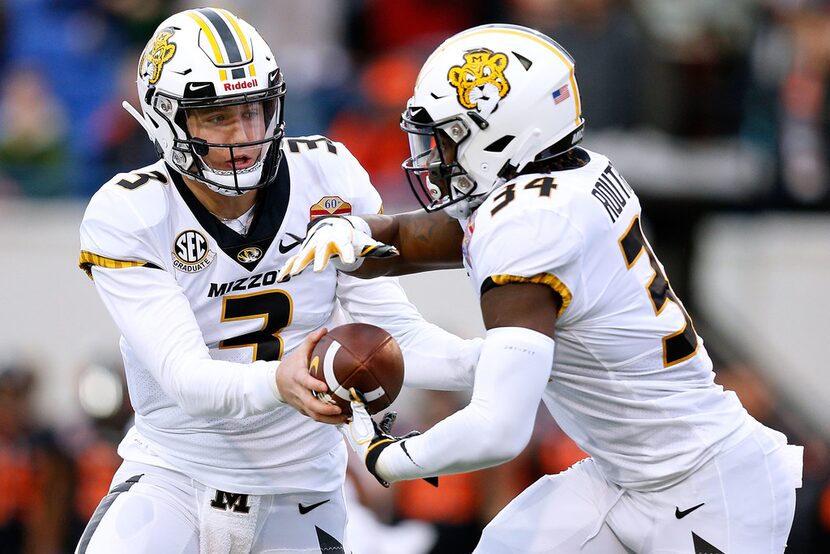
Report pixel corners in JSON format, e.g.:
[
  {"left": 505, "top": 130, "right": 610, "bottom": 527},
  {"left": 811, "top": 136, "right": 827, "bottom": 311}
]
[
  {"left": 401, "top": 24, "right": 585, "bottom": 218},
  {"left": 124, "top": 8, "right": 285, "bottom": 195}
]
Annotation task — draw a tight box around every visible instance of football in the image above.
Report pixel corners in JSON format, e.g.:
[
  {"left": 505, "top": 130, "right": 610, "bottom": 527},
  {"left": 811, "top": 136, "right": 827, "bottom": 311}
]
[{"left": 309, "top": 323, "right": 404, "bottom": 415}]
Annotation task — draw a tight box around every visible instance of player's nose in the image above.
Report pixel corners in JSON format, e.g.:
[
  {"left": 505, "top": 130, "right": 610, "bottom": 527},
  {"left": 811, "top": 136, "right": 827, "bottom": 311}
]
[{"left": 224, "top": 118, "right": 255, "bottom": 143}]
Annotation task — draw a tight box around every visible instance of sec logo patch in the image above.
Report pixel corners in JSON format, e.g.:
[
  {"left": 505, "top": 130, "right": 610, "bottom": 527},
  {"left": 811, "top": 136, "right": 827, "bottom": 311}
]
[{"left": 172, "top": 230, "right": 216, "bottom": 273}]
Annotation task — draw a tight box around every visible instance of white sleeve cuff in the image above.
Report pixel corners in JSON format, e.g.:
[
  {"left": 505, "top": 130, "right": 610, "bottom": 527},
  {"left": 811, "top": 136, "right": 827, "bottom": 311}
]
[{"left": 253, "top": 360, "right": 284, "bottom": 406}]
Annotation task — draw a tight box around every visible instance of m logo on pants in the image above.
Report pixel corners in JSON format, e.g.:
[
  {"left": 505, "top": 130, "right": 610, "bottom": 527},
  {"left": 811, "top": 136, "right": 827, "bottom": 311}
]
[{"left": 210, "top": 490, "right": 251, "bottom": 513}]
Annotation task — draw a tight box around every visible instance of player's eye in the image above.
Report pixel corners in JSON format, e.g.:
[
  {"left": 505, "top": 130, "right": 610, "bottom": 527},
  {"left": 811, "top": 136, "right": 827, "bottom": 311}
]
[{"left": 196, "top": 110, "right": 226, "bottom": 124}]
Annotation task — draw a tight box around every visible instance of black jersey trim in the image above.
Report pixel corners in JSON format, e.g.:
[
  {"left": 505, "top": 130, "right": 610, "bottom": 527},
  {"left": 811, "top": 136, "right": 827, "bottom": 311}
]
[{"left": 169, "top": 157, "right": 290, "bottom": 271}]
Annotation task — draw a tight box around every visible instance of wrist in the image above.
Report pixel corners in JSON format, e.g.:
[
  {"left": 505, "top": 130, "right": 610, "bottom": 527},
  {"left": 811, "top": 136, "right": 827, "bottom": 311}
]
[
  {"left": 365, "top": 437, "right": 396, "bottom": 486},
  {"left": 344, "top": 215, "right": 371, "bottom": 238},
  {"left": 269, "top": 361, "right": 285, "bottom": 404},
  {"left": 372, "top": 439, "right": 407, "bottom": 484}
]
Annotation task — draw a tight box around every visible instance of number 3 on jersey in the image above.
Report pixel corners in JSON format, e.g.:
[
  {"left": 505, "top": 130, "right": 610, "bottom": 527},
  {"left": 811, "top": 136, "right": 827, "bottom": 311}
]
[
  {"left": 219, "top": 290, "right": 293, "bottom": 361},
  {"left": 619, "top": 216, "right": 698, "bottom": 367}
]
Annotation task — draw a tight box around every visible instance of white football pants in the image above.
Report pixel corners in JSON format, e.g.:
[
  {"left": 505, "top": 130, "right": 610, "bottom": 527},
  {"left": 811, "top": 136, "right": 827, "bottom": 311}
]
[
  {"left": 476, "top": 424, "right": 802, "bottom": 553},
  {"left": 75, "top": 460, "right": 349, "bottom": 553}
]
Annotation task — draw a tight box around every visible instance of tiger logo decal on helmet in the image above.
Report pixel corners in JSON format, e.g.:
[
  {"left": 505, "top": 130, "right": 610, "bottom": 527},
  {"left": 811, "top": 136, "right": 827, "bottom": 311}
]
[
  {"left": 140, "top": 28, "right": 177, "bottom": 85},
  {"left": 448, "top": 49, "right": 510, "bottom": 117}
]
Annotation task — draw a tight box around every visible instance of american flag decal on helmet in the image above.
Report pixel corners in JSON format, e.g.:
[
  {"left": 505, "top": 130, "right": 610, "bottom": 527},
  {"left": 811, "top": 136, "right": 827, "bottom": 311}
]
[{"left": 553, "top": 84, "right": 570, "bottom": 104}]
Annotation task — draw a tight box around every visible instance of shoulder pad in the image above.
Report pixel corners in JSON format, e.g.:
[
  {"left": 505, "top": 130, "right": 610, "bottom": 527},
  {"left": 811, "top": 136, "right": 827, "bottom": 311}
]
[
  {"left": 88, "top": 165, "right": 172, "bottom": 230},
  {"left": 103, "top": 167, "right": 170, "bottom": 191}
]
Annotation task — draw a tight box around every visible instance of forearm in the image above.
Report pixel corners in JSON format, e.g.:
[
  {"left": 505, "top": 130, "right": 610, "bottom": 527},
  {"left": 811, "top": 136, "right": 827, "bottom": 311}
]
[
  {"left": 399, "top": 328, "right": 482, "bottom": 391},
  {"left": 164, "top": 356, "right": 281, "bottom": 418},
  {"left": 376, "top": 327, "right": 554, "bottom": 480},
  {"left": 355, "top": 210, "right": 464, "bottom": 278}
]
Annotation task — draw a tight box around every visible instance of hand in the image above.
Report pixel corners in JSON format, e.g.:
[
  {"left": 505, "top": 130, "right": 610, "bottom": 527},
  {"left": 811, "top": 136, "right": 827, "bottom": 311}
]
[
  {"left": 277, "top": 216, "right": 398, "bottom": 282},
  {"left": 340, "top": 388, "right": 438, "bottom": 488},
  {"left": 276, "top": 328, "right": 348, "bottom": 424}
]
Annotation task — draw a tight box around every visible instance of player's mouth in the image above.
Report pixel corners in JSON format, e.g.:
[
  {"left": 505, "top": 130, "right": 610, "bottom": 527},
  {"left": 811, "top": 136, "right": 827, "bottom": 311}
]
[{"left": 227, "top": 155, "right": 254, "bottom": 170}]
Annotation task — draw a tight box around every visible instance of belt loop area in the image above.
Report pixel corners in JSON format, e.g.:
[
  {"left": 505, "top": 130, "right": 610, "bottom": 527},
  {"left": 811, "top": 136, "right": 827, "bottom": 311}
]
[{"left": 581, "top": 487, "right": 625, "bottom": 548}]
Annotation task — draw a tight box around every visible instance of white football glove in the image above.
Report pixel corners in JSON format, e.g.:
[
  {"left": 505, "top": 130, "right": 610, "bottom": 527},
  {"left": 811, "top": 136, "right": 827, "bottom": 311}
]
[
  {"left": 339, "top": 388, "right": 437, "bottom": 488},
  {"left": 277, "top": 216, "right": 397, "bottom": 282}
]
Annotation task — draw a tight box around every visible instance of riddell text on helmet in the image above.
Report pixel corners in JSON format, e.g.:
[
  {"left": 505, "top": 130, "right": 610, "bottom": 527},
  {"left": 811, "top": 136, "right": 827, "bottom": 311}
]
[{"left": 224, "top": 78, "right": 258, "bottom": 92}]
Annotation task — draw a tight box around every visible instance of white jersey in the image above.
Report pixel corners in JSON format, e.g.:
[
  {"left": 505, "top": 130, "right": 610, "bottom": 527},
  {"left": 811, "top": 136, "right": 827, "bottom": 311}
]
[
  {"left": 463, "top": 148, "right": 754, "bottom": 490},
  {"left": 79, "top": 136, "right": 479, "bottom": 495}
]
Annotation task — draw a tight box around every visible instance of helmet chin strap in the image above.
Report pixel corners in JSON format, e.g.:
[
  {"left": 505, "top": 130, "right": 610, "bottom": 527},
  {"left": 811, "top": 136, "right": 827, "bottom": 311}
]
[
  {"left": 205, "top": 182, "right": 247, "bottom": 196},
  {"left": 444, "top": 201, "right": 473, "bottom": 220},
  {"left": 201, "top": 161, "right": 264, "bottom": 196},
  {"left": 505, "top": 127, "right": 543, "bottom": 175}
]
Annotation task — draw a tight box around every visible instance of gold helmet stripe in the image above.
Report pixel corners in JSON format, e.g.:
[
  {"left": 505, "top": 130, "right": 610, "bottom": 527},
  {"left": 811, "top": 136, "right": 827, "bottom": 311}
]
[
  {"left": 217, "top": 8, "right": 251, "bottom": 60},
  {"left": 198, "top": 8, "right": 252, "bottom": 82},
  {"left": 187, "top": 11, "right": 228, "bottom": 81},
  {"left": 216, "top": 8, "right": 256, "bottom": 77}
]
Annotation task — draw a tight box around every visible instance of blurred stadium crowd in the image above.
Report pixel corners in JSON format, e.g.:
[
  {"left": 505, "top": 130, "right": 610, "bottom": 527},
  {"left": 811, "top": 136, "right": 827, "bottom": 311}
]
[{"left": 2, "top": 0, "right": 830, "bottom": 552}]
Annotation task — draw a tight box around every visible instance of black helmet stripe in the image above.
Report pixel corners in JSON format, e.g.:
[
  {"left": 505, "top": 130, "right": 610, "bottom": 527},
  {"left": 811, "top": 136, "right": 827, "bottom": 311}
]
[{"left": 198, "top": 8, "right": 246, "bottom": 78}]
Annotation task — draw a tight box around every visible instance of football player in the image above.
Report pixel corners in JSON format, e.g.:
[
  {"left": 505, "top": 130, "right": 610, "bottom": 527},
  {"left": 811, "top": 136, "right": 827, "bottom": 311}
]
[
  {"left": 280, "top": 24, "right": 804, "bottom": 553},
  {"left": 76, "top": 9, "right": 482, "bottom": 553}
]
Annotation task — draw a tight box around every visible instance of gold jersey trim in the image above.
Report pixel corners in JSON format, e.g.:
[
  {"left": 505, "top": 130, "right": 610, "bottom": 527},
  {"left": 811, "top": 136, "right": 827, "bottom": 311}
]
[
  {"left": 78, "top": 250, "right": 152, "bottom": 280},
  {"left": 490, "top": 272, "right": 572, "bottom": 317}
]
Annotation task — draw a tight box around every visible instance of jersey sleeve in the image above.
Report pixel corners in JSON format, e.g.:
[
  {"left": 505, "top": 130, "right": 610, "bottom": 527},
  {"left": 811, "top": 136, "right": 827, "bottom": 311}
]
[
  {"left": 470, "top": 205, "right": 583, "bottom": 317},
  {"left": 89, "top": 264, "right": 282, "bottom": 418},
  {"left": 78, "top": 180, "right": 168, "bottom": 279},
  {"left": 335, "top": 273, "right": 481, "bottom": 391}
]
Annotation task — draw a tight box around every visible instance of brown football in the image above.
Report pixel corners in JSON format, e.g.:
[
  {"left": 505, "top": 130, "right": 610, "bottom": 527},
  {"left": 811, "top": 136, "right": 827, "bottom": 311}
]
[{"left": 309, "top": 323, "right": 404, "bottom": 415}]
